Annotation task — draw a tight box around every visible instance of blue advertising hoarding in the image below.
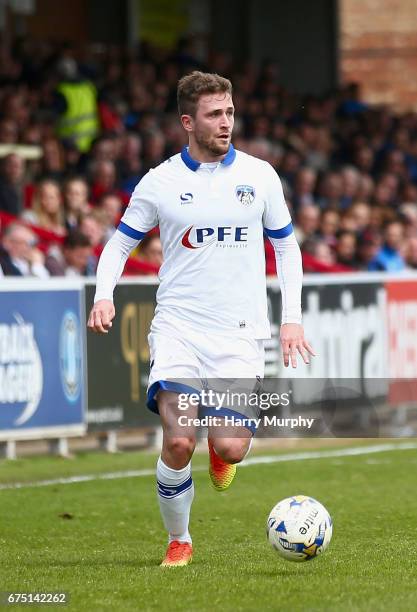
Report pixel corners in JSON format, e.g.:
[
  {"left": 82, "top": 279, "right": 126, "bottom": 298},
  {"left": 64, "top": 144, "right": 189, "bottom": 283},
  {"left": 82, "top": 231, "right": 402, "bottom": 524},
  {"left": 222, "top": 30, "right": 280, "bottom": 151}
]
[{"left": 0, "top": 280, "right": 86, "bottom": 438}]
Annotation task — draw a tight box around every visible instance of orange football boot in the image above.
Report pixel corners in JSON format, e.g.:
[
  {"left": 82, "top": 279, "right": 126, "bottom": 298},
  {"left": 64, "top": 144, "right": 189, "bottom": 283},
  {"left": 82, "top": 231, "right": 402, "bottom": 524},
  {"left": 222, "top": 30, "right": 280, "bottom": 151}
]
[{"left": 160, "top": 540, "right": 193, "bottom": 567}]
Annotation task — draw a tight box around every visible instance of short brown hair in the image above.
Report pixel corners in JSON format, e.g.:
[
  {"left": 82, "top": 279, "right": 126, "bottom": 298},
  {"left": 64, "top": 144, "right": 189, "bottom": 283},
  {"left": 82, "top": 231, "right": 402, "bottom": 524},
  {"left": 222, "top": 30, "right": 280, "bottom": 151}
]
[{"left": 177, "top": 71, "right": 232, "bottom": 117}]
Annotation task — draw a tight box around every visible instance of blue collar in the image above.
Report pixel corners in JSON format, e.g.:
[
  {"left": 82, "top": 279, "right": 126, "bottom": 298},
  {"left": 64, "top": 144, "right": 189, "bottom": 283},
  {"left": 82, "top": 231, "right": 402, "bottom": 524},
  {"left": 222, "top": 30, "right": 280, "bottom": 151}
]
[{"left": 181, "top": 144, "right": 236, "bottom": 171}]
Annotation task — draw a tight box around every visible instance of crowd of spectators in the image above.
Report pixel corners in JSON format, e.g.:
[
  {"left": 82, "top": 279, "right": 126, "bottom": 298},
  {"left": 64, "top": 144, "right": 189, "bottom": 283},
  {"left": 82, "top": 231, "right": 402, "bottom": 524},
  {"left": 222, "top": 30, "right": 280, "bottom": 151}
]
[{"left": 1, "top": 35, "right": 417, "bottom": 277}]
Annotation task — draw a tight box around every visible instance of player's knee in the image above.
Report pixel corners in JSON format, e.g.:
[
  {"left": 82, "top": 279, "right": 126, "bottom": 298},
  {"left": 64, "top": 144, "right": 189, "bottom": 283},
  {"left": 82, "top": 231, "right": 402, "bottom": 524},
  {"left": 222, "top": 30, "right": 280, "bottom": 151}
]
[
  {"left": 214, "top": 438, "right": 249, "bottom": 464},
  {"left": 165, "top": 437, "right": 196, "bottom": 462}
]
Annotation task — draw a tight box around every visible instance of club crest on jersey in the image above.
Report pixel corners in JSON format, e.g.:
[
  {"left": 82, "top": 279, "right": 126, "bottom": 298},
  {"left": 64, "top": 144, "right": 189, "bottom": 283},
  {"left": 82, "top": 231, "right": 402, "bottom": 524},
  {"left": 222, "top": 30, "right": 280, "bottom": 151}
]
[{"left": 235, "top": 185, "right": 255, "bottom": 206}]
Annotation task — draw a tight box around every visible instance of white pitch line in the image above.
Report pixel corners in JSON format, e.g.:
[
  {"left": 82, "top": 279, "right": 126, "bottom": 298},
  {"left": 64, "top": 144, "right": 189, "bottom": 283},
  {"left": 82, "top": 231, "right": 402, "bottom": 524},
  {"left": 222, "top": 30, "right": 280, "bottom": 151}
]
[
  {"left": 240, "top": 441, "right": 417, "bottom": 466},
  {"left": 0, "top": 441, "right": 416, "bottom": 491},
  {"left": 0, "top": 468, "right": 157, "bottom": 491}
]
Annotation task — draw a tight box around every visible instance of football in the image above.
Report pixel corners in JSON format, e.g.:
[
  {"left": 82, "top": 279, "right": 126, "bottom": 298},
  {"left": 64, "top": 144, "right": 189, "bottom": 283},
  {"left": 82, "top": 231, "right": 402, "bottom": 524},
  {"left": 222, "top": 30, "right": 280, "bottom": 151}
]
[{"left": 266, "top": 495, "right": 333, "bottom": 562}]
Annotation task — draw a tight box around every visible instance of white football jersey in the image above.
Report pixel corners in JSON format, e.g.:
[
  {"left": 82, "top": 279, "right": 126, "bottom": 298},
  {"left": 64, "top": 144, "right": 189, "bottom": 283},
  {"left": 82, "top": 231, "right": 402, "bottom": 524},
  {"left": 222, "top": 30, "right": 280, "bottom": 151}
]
[{"left": 119, "top": 145, "right": 293, "bottom": 339}]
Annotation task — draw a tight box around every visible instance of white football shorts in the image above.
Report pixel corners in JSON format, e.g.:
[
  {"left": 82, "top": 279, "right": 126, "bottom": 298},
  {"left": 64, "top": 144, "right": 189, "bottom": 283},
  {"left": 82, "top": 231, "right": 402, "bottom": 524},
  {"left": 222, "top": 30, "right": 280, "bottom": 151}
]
[{"left": 147, "top": 327, "right": 265, "bottom": 433}]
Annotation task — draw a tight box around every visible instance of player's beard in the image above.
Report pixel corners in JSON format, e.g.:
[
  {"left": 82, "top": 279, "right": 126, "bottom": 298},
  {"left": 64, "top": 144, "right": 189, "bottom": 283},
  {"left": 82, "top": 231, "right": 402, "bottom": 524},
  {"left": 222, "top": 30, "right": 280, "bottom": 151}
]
[{"left": 194, "top": 128, "right": 231, "bottom": 157}]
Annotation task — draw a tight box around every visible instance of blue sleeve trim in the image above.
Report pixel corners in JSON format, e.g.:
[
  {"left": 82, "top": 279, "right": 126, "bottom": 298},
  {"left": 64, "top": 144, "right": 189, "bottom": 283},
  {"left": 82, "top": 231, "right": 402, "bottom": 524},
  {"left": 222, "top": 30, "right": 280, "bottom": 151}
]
[
  {"left": 264, "top": 222, "right": 293, "bottom": 239},
  {"left": 118, "top": 221, "right": 146, "bottom": 240}
]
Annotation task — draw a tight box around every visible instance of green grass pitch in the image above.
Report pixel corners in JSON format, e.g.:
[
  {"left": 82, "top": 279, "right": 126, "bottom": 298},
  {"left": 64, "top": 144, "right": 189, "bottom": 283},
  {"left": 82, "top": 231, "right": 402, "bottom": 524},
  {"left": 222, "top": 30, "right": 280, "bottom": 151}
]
[{"left": 0, "top": 443, "right": 416, "bottom": 611}]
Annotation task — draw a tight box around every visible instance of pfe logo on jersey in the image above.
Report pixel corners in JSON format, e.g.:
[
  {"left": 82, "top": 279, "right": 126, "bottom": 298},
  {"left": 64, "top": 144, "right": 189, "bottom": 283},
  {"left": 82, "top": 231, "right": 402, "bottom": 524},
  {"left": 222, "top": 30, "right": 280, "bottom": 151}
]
[
  {"left": 181, "top": 225, "right": 248, "bottom": 249},
  {"left": 180, "top": 192, "right": 193, "bottom": 204},
  {"left": 236, "top": 185, "right": 255, "bottom": 206}
]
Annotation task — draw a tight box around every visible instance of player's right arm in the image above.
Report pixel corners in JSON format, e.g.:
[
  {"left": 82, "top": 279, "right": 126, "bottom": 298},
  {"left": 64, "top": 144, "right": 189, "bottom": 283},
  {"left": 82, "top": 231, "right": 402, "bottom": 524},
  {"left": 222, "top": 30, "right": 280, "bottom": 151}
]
[
  {"left": 87, "top": 230, "right": 139, "bottom": 333},
  {"left": 87, "top": 172, "right": 158, "bottom": 334}
]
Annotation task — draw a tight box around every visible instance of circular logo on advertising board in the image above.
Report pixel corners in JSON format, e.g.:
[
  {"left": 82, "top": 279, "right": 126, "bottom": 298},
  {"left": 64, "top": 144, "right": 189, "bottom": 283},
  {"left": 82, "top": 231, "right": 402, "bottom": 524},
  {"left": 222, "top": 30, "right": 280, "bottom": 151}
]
[{"left": 59, "top": 310, "right": 82, "bottom": 402}]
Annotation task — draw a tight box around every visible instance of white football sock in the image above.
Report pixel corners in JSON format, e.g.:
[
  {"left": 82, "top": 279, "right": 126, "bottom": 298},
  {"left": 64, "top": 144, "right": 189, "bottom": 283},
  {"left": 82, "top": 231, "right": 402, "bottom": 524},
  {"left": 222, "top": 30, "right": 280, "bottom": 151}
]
[{"left": 156, "top": 456, "right": 194, "bottom": 544}]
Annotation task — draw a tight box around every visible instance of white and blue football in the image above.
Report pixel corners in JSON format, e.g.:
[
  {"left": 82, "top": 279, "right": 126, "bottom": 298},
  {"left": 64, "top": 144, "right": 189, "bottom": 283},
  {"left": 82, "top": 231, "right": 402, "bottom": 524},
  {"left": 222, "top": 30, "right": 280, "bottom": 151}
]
[{"left": 267, "top": 495, "right": 333, "bottom": 562}]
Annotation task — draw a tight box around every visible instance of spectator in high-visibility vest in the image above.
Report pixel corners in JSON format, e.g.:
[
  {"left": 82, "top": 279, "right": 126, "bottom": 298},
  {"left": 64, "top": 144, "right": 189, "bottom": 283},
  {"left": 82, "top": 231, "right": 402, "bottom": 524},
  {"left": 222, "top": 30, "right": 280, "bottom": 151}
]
[{"left": 55, "top": 57, "right": 99, "bottom": 153}]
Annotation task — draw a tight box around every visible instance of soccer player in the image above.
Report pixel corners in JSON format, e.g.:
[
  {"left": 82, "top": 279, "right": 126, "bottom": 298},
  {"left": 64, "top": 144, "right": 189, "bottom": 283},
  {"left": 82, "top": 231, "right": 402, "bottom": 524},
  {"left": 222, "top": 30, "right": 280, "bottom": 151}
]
[{"left": 88, "top": 71, "right": 313, "bottom": 567}]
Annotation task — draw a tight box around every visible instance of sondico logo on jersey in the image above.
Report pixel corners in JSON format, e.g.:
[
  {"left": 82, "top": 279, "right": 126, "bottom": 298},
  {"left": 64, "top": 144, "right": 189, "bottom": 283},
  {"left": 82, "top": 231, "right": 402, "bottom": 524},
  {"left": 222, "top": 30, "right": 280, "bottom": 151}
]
[{"left": 181, "top": 225, "right": 248, "bottom": 249}]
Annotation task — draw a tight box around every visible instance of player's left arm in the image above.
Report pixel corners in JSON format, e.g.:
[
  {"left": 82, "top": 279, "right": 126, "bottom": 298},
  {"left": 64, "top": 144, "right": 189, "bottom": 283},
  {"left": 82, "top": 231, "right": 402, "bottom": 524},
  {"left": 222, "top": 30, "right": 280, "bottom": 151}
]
[
  {"left": 268, "top": 232, "right": 315, "bottom": 367},
  {"left": 262, "top": 164, "right": 315, "bottom": 368}
]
